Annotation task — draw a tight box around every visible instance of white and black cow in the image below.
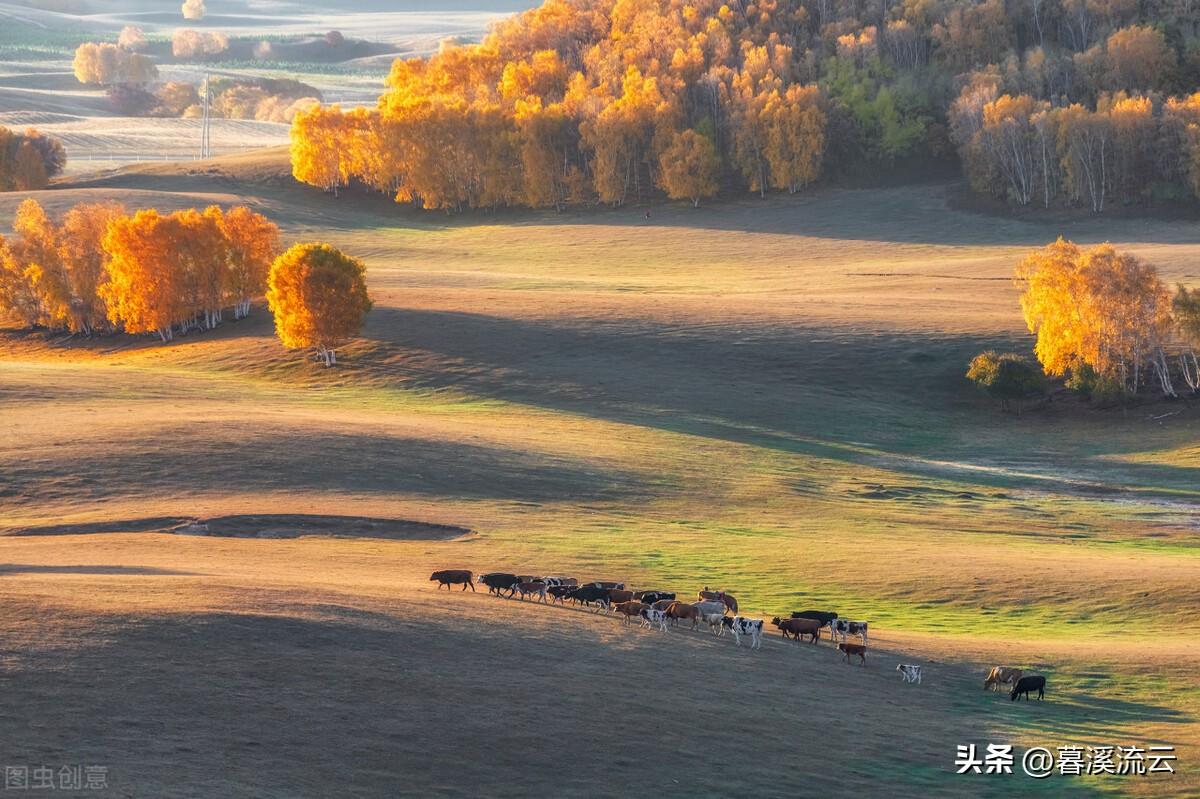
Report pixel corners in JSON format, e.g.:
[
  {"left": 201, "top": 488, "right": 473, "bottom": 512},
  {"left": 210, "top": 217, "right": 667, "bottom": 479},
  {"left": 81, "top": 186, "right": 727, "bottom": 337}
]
[
  {"left": 830, "top": 619, "right": 869, "bottom": 645},
  {"left": 640, "top": 607, "right": 669, "bottom": 632},
  {"left": 723, "top": 616, "right": 764, "bottom": 649},
  {"left": 897, "top": 664, "right": 922, "bottom": 684},
  {"left": 541, "top": 576, "right": 577, "bottom": 587}
]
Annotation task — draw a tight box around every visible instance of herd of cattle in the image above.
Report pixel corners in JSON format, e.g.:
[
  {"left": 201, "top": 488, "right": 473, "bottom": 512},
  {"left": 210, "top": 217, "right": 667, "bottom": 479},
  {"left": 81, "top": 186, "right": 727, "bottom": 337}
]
[{"left": 430, "top": 569, "right": 1047, "bottom": 701}]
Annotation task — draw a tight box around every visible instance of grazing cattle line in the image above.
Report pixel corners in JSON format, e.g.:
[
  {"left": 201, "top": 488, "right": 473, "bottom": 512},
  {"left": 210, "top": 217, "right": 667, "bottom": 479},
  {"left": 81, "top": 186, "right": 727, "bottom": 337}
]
[{"left": 438, "top": 570, "right": 1047, "bottom": 702}]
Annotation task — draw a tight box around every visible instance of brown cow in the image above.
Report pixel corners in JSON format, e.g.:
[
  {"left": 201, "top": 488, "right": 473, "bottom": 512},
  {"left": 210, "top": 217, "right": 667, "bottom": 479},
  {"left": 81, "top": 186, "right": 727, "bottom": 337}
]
[
  {"left": 612, "top": 600, "right": 650, "bottom": 625},
  {"left": 984, "top": 666, "right": 1024, "bottom": 692},
  {"left": 607, "top": 589, "right": 635, "bottom": 605},
  {"left": 838, "top": 642, "right": 867, "bottom": 665},
  {"left": 771, "top": 617, "right": 819, "bottom": 643},
  {"left": 665, "top": 601, "right": 701, "bottom": 630},
  {"left": 430, "top": 570, "right": 475, "bottom": 591},
  {"left": 652, "top": 599, "right": 677, "bottom": 612},
  {"left": 513, "top": 581, "right": 548, "bottom": 603},
  {"left": 698, "top": 587, "right": 738, "bottom": 613}
]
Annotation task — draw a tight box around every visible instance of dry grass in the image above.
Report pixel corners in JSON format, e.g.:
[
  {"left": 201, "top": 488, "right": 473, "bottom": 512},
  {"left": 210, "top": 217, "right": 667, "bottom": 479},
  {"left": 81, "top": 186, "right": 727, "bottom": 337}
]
[{"left": 1, "top": 151, "right": 1198, "bottom": 795}]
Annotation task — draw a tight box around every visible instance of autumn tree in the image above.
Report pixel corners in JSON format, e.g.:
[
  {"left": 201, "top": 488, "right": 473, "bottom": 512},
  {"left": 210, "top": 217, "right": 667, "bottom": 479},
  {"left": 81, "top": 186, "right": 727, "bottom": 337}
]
[
  {"left": 8, "top": 199, "right": 70, "bottom": 329},
  {"left": 182, "top": 0, "right": 206, "bottom": 20},
  {"left": 1057, "top": 105, "right": 1111, "bottom": 212},
  {"left": 657, "top": 129, "right": 719, "bottom": 207},
  {"left": 60, "top": 201, "right": 126, "bottom": 334},
  {"left": 12, "top": 141, "right": 48, "bottom": 191},
  {"left": 1016, "top": 239, "right": 1176, "bottom": 397},
  {"left": 213, "top": 205, "right": 282, "bottom": 318},
  {"left": 102, "top": 210, "right": 187, "bottom": 341},
  {"left": 764, "top": 84, "right": 827, "bottom": 193},
  {"left": 72, "top": 42, "right": 158, "bottom": 86},
  {"left": 266, "top": 243, "right": 372, "bottom": 366},
  {"left": 1104, "top": 26, "right": 1175, "bottom": 93},
  {"left": 0, "top": 234, "right": 41, "bottom": 327},
  {"left": 291, "top": 104, "right": 353, "bottom": 196},
  {"left": 155, "top": 81, "right": 201, "bottom": 116},
  {"left": 1172, "top": 285, "right": 1200, "bottom": 391},
  {"left": 172, "top": 29, "right": 229, "bottom": 58},
  {"left": 118, "top": 25, "right": 148, "bottom": 52}
]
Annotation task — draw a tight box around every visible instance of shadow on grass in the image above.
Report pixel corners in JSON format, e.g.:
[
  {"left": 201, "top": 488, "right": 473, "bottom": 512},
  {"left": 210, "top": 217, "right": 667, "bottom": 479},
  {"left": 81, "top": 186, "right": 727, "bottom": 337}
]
[
  {"left": 2, "top": 515, "right": 473, "bottom": 541},
  {"left": 2, "top": 428, "right": 662, "bottom": 510},
  {"left": 0, "top": 564, "right": 199, "bottom": 576},
  {"left": 0, "top": 603, "right": 1082, "bottom": 798},
  {"left": 357, "top": 306, "right": 1200, "bottom": 499}
]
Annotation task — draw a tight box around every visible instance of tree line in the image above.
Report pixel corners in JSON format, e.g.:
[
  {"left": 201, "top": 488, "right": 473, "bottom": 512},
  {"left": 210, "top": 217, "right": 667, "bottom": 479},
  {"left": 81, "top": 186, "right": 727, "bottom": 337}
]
[
  {"left": 287, "top": 0, "right": 1200, "bottom": 212},
  {"left": 0, "top": 200, "right": 280, "bottom": 339},
  {"left": 970, "top": 239, "right": 1200, "bottom": 407},
  {"left": 952, "top": 86, "right": 1200, "bottom": 211},
  {"left": 0, "top": 127, "right": 67, "bottom": 192},
  {"left": 0, "top": 202, "right": 372, "bottom": 366}
]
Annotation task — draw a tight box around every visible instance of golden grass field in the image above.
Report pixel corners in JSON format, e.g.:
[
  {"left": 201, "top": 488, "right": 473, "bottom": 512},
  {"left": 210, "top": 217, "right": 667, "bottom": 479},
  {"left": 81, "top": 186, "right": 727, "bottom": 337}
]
[{"left": 1, "top": 149, "right": 1199, "bottom": 796}]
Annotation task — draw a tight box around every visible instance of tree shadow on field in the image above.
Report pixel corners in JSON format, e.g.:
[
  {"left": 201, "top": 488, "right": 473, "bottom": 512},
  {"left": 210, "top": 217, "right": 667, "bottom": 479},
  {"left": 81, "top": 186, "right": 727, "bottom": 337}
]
[
  {"left": 1, "top": 427, "right": 658, "bottom": 510},
  {"left": 398, "top": 181, "right": 1194, "bottom": 249},
  {"left": 360, "top": 307, "right": 1200, "bottom": 496},
  {"left": 0, "top": 565, "right": 198, "bottom": 577},
  {"left": 1, "top": 515, "right": 472, "bottom": 541}
]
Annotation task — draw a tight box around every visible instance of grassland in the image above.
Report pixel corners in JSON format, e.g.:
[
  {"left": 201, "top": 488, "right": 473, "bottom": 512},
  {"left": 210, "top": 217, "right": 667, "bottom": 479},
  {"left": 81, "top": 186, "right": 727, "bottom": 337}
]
[{"left": 1, "top": 151, "right": 1198, "bottom": 796}]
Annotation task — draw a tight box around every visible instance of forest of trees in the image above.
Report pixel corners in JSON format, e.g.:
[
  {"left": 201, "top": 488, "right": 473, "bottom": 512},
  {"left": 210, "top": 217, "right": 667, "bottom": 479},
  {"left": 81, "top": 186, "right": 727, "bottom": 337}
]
[
  {"left": 72, "top": 41, "right": 159, "bottom": 86},
  {"left": 108, "top": 77, "right": 322, "bottom": 123},
  {"left": 1011, "top": 239, "right": 1200, "bottom": 401},
  {"left": 0, "top": 127, "right": 66, "bottom": 191},
  {"left": 0, "top": 201, "right": 280, "bottom": 340},
  {"left": 0, "top": 203, "right": 371, "bottom": 364},
  {"left": 288, "top": 0, "right": 1200, "bottom": 212}
]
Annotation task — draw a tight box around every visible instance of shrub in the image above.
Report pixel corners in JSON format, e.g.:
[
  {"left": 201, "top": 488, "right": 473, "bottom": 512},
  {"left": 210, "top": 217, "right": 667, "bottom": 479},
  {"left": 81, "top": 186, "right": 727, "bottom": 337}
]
[{"left": 967, "top": 351, "right": 1045, "bottom": 411}]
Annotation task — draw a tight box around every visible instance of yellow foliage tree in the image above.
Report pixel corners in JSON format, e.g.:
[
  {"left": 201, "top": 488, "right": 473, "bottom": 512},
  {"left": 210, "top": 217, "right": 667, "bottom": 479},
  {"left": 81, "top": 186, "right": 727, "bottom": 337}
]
[
  {"left": 215, "top": 205, "right": 282, "bottom": 318},
  {"left": 11, "top": 199, "right": 70, "bottom": 329},
  {"left": 1015, "top": 238, "right": 1176, "bottom": 396},
  {"left": 60, "top": 201, "right": 126, "bottom": 334},
  {"left": 266, "top": 243, "right": 372, "bottom": 366},
  {"left": 101, "top": 209, "right": 187, "bottom": 341},
  {"left": 657, "top": 129, "right": 719, "bottom": 207},
  {"left": 72, "top": 42, "right": 158, "bottom": 86},
  {"left": 291, "top": 105, "right": 351, "bottom": 196},
  {"left": 0, "top": 234, "right": 41, "bottom": 327}
]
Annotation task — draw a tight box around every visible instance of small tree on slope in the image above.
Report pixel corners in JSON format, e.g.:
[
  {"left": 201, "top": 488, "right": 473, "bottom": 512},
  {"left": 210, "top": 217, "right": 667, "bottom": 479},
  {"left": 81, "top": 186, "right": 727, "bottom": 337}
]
[{"left": 266, "top": 243, "right": 372, "bottom": 366}]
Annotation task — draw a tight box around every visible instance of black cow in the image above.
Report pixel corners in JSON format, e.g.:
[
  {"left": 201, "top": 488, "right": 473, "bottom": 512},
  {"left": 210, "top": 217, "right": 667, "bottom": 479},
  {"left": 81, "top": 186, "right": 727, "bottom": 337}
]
[
  {"left": 566, "top": 585, "right": 612, "bottom": 611},
  {"left": 791, "top": 610, "right": 838, "bottom": 625},
  {"left": 547, "top": 585, "right": 575, "bottom": 604},
  {"left": 1010, "top": 675, "right": 1046, "bottom": 701},
  {"left": 479, "top": 572, "right": 521, "bottom": 597},
  {"left": 634, "top": 590, "right": 675, "bottom": 604}
]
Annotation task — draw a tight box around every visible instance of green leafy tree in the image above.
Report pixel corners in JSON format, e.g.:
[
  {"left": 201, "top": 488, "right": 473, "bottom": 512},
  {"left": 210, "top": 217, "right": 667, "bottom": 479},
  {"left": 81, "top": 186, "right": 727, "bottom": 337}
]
[{"left": 967, "top": 351, "right": 1046, "bottom": 412}]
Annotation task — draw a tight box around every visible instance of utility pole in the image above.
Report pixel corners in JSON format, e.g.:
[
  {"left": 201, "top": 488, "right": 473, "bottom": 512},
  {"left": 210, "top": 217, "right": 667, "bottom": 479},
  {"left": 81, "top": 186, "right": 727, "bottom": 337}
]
[{"left": 200, "top": 72, "right": 211, "bottom": 159}]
